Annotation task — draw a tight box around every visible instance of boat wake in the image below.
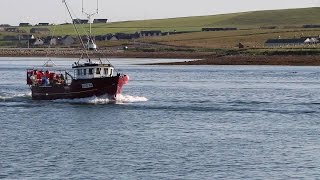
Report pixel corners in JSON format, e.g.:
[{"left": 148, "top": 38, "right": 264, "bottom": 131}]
[
  {"left": 53, "top": 94, "right": 148, "bottom": 105},
  {"left": 0, "top": 91, "right": 147, "bottom": 105},
  {"left": 115, "top": 94, "right": 148, "bottom": 104},
  {"left": 0, "top": 92, "right": 31, "bottom": 102}
]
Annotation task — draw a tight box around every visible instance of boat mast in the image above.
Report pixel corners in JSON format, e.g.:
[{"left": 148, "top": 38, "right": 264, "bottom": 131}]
[
  {"left": 62, "top": 0, "right": 90, "bottom": 59},
  {"left": 82, "top": 0, "right": 98, "bottom": 50}
]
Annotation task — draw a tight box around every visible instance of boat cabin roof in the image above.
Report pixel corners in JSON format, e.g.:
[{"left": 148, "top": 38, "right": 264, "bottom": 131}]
[
  {"left": 72, "top": 63, "right": 115, "bottom": 79},
  {"left": 72, "top": 62, "right": 112, "bottom": 69}
]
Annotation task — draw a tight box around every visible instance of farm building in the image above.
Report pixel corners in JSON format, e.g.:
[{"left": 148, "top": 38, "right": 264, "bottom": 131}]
[
  {"left": 37, "top": 23, "right": 50, "bottom": 26},
  {"left": 164, "top": 31, "right": 196, "bottom": 35},
  {"left": 139, "top": 30, "right": 162, "bottom": 37},
  {"left": 19, "top": 23, "right": 31, "bottom": 27},
  {"left": 202, "top": 27, "right": 237, "bottom": 31},
  {"left": 73, "top": 19, "right": 89, "bottom": 24},
  {"left": 5, "top": 27, "right": 19, "bottom": 32},
  {"left": 115, "top": 32, "right": 139, "bottom": 40},
  {"left": 102, "top": 34, "right": 119, "bottom": 41},
  {"left": 42, "top": 36, "right": 63, "bottom": 46},
  {"left": 93, "top": 19, "right": 108, "bottom": 23},
  {"left": 303, "top": 25, "right": 320, "bottom": 28},
  {"left": 18, "top": 34, "right": 35, "bottom": 40},
  {"left": 265, "top": 39, "right": 308, "bottom": 47},
  {"left": 108, "top": 36, "right": 119, "bottom": 41},
  {"left": 3, "top": 36, "right": 18, "bottom": 41}
]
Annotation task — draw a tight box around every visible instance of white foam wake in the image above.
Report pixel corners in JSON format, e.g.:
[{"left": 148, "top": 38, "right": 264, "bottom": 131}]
[
  {"left": 115, "top": 94, "right": 149, "bottom": 104},
  {"left": 53, "top": 94, "right": 148, "bottom": 105},
  {"left": 0, "top": 92, "right": 31, "bottom": 101}
]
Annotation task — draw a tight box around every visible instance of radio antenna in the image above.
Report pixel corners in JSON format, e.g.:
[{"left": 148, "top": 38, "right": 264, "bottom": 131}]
[
  {"left": 82, "top": 0, "right": 99, "bottom": 34},
  {"left": 81, "top": 0, "right": 99, "bottom": 50}
]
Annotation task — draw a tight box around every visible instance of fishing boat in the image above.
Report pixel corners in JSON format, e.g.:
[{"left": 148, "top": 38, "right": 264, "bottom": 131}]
[{"left": 26, "top": 0, "right": 129, "bottom": 100}]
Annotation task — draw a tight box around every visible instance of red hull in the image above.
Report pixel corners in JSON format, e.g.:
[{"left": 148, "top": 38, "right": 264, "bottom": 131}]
[{"left": 31, "top": 75, "right": 129, "bottom": 100}]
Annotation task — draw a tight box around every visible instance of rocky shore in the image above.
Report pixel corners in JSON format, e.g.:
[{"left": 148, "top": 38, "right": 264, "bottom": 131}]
[
  {"left": 1, "top": 48, "right": 320, "bottom": 66},
  {"left": 0, "top": 48, "right": 209, "bottom": 59}
]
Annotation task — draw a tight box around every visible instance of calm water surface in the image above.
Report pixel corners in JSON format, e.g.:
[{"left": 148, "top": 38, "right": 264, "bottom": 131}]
[{"left": 1, "top": 57, "right": 320, "bottom": 179}]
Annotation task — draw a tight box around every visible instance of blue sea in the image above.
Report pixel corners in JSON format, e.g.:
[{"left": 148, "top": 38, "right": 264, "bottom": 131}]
[{"left": 1, "top": 57, "right": 320, "bottom": 179}]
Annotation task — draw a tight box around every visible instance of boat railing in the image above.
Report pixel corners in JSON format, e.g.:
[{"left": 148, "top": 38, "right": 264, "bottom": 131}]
[
  {"left": 65, "top": 71, "right": 73, "bottom": 85},
  {"left": 27, "top": 69, "right": 72, "bottom": 87}
]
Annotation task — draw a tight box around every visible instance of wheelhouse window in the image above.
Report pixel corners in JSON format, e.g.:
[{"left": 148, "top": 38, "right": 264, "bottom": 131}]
[
  {"left": 89, "top": 68, "right": 93, "bottom": 75},
  {"left": 96, "top": 68, "right": 101, "bottom": 75},
  {"left": 83, "top": 69, "right": 87, "bottom": 75},
  {"left": 104, "top": 68, "right": 108, "bottom": 76},
  {"left": 77, "top": 69, "right": 81, "bottom": 76}
]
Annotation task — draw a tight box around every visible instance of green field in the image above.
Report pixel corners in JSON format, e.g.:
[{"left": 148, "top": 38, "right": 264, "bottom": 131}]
[
  {"left": 139, "top": 28, "right": 320, "bottom": 48},
  {"left": 3, "top": 7, "right": 320, "bottom": 49},
  {"left": 15, "top": 7, "right": 320, "bottom": 36}
]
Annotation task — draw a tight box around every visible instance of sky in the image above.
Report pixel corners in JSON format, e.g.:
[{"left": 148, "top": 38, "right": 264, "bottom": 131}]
[{"left": 0, "top": 0, "right": 319, "bottom": 25}]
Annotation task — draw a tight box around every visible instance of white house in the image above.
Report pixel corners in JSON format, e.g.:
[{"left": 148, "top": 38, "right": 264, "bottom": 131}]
[
  {"left": 34, "top": 38, "right": 44, "bottom": 46},
  {"left": 304, "top": 38, "right": 319, "bottom": 44}
]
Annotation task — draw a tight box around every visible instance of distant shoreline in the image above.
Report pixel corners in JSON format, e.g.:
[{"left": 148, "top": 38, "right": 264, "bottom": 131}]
[
  {"left": 150, "top": 55, "right": 320, "bottom": 66},
  {"left": 1, "top": 48, "right": 320, "bottom": 66},
  {"left": 0, "top": 48, "right": 206, "bottom": 59}
]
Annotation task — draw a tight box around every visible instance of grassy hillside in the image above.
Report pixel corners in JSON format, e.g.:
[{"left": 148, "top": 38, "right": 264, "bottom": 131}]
[
  {"left": 139, "top": 28, "right": 320, "bottom": 49},
  {"left": 4, "top": 7, "right": 320, "bottom": 49},
  {"left": 17, "top": 7, "right": 320, "bottom": 36},
  {"left": 215, "top": 7, "right": 320, "bottom": 27}
]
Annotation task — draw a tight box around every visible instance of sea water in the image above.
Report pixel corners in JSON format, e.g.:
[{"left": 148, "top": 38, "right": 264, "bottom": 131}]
[{"left": 0, "top": 57, "right": 320, "bottom": 179}]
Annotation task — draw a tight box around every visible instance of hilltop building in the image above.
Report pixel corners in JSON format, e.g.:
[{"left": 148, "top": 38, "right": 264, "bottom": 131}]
[
  {"left": 19, "top": 23, "right": 31, "bottom": 27},
  {"left": 37, "top": 23, "right": 50, "bottom": 26},
  {"left": 72, "top": 19, "right": 89, "bottom": 24},
  {"left": 93, "top": 19, "right": 108, "bottom": 23}
]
